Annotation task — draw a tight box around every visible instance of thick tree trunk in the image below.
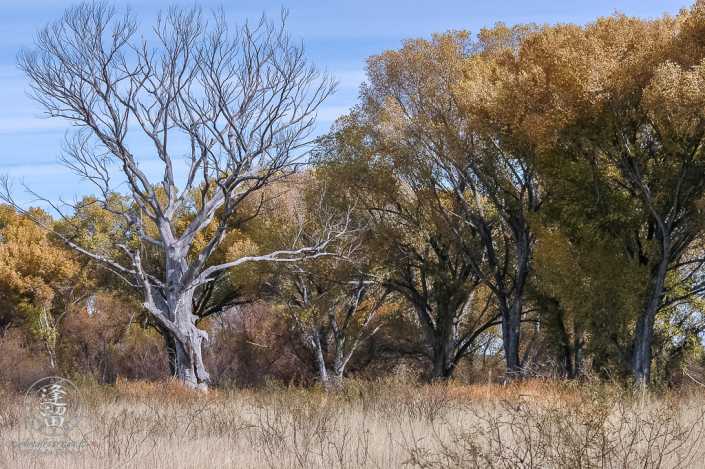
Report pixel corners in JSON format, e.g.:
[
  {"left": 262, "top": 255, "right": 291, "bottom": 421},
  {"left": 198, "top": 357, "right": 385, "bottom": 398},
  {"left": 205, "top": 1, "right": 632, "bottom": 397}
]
[
  {"left": 171, "top": 327, "right": 209, "bottom": 390},
  {"left": 490, "top": 228, "right": 532, "bottom": 380},
  {"left": 165, "top": 281, "right": 210, "bottom": 390},
  {"left": 431, "top": 337, "right": 456, "bottom": 380},
  {"left": 633, "top": 294, "right": 662, "bottom": 386},
  {"left": 633, "top": 313, "right": 655, "bottom": 385},
  {"left": 563, "top": 343, "right": 575, "bottom": 379},
  {"left": 174, "top": 339, "right": 198, "bottom": 388},
  {"left": 409, "top": 303, "right": 458, "bottom": 380},
  {"left": 431, "top": 309, "right": 458, "bottom": 380},
  {"left": 502, "top": 299, "right": 522, "bottom": 378},
  {"left": 157, "top": 243, "right": 211, "bottom": 390},
  {"left": 552, "top": 312, "right": 584, "bottom": 379},
  {"left": 632, "top": 245, "right": 669, "bottom": 387}
]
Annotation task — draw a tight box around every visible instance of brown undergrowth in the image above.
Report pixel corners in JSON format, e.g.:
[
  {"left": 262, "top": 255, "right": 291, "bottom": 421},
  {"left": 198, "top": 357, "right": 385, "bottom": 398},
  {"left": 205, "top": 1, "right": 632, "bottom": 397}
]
[{"left": 0, "top": 377, "right": 703, "bottom": 468}]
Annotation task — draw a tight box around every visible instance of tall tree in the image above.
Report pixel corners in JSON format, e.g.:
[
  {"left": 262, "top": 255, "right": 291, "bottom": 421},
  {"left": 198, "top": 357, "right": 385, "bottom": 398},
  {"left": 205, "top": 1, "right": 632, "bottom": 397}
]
[
  {"left": 357, "top": 29, "right": 539, "bottom": 377},
  {"left": 0, "top": 205, "right": 92, "bottom": 369},
  {"left": 315, "top": 118, "right": 500, "bottom": 380},
  {"left": 276, "top": 270, "right": 389, "bottom": 385},
  {"left": 242, "top": 172, "right": 389, "bottom": 386},
  {"left": 3, "top": 2, "right": 339, "bottom": 389},
  {"left": 522, "top": 7, "right": 705, "bottom": 385}
]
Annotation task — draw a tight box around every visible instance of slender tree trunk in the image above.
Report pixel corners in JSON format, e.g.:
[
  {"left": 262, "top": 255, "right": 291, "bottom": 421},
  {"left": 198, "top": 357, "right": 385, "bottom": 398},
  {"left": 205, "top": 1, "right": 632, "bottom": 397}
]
[
  {"left": 332, "top": 341, "right": 353, "bottom": 386},
  {"left": 311, "top": 331, "right": 328, "bottom": 384},
  {"left": 332, "top": 355, "right": 344, "bottom": 383},
  {"left": 39, "top": 308, "right": 57, "bottom": 369},
  {"left": 163, "top": 330, "right": 177, "bottom": 377},
  {"left": 330, "top": 315, "right": 349, "bottom": 386},
  {"left": 553, "top": 310, "right": 574, "bottom": 378},
  {"left": 331, "top": 354, "right": 346, "bottom": 388},
  {"left": 573, "top": 324, "right": 584, "bottom": 378}
]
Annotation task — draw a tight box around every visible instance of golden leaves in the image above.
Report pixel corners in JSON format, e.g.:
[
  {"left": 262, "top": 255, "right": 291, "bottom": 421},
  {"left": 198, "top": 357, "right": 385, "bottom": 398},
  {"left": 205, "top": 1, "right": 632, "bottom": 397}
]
[
  {"left": 225, "top": 234, "right": 259, "bottom": 263},
  {"left": 0, "top": 205, "right": 82, "bottom": 309},
  {"left": 644, "top": 59, "right": 705, "bottom": 137}
]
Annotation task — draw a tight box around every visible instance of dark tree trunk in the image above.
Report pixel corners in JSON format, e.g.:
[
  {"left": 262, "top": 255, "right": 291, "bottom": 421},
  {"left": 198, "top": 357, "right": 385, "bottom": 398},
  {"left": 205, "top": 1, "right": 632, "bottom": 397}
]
[
  {"left": 502, "top": 299, "right": 522, "bottom": 378},
  {"left": 632, "top": 243, "right": 669, "bottom": 387},
  {"left": 633, "top": 297, "right": 661, "bottom": 386},
  {"left": 573, "top": 323, "right": 584, "bottom": 379},
  {"left": 553, "top": 309, "right": 574, "bottom": 379},
  {"left": 163, "top": 329, "right": 177, "bottom": 377},
  {"left": 431, "top": 330, "right": 457, "bottom": 380},
  {"left": 633, "top": 311, "right": 656, "bottom": 386}
]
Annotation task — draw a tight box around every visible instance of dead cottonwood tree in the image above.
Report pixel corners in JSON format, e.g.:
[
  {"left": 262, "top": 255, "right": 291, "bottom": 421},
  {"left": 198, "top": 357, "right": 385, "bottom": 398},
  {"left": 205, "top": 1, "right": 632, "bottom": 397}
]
[{"left": 4, "top": 2, "right": 339, "bottom": 389}]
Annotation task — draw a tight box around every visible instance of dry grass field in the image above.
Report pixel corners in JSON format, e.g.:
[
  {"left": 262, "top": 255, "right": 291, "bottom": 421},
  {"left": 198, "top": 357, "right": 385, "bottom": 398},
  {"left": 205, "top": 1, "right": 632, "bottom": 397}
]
[{"left": 1, "top": 375, "right": 704, "bottom": 469}]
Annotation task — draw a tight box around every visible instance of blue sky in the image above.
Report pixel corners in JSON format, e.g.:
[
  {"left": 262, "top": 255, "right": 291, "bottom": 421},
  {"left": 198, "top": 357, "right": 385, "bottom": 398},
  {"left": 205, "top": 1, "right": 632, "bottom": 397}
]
[{"left": 0, "top": 0, "right": 691, "bottom": 209}]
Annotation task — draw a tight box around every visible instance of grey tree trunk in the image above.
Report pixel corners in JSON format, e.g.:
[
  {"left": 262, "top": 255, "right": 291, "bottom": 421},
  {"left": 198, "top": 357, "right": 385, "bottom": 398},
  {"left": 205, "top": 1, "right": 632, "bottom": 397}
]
[
  {"left": 170, "top": 291, "right": 209, "bottom": 389},
  {"left": 332, "top": 353, "right": 347, "bottom": 383},
  {"left": 284, "top": 278, "right": 387, "bottom": 389},
  {"left": 330, "top": 333, "right": 352, "bottom": 385},
  {"left": 311, "top": 331, "right": 329, "bottom": 384}
]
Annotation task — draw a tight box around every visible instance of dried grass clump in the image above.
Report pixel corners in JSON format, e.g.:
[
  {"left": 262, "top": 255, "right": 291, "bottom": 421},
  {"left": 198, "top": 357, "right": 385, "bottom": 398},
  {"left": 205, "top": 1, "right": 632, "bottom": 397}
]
[
  {"left": 0, "top": 379, "right": 703, "bottom": 468},
  {"left": 405, "top": 380, "right": 705, "bottom": 468}
]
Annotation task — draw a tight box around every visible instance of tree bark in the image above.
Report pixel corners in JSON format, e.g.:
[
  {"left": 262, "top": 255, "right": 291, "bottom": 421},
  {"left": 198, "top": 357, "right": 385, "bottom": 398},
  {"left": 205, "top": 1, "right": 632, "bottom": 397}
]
[
  {"left": 552, "top": 308, "right": 574, "bottom": 379},
  {"left": 632, "top": 261, "right": 668, "bottom": 386},
  {"left": 573, "top": 323, "right": 584, "bottom": 379},
  {"left": 632, "top": 253, "right": 669, "bottom": 386},
  {"left": 168, "top": 288, "right": 210, "bottom": 389},
  {"left": 431, "top": 330, "right": 457, "bottom": 380},
  {"left": 162, "top": 328, "right": 177, "bottom": 377},
  {"left": 502, "top": 299, "right": 522, "bottom": 378},
  {"left": 311, "top": 330, "right": 329, "bottom": 384}
]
